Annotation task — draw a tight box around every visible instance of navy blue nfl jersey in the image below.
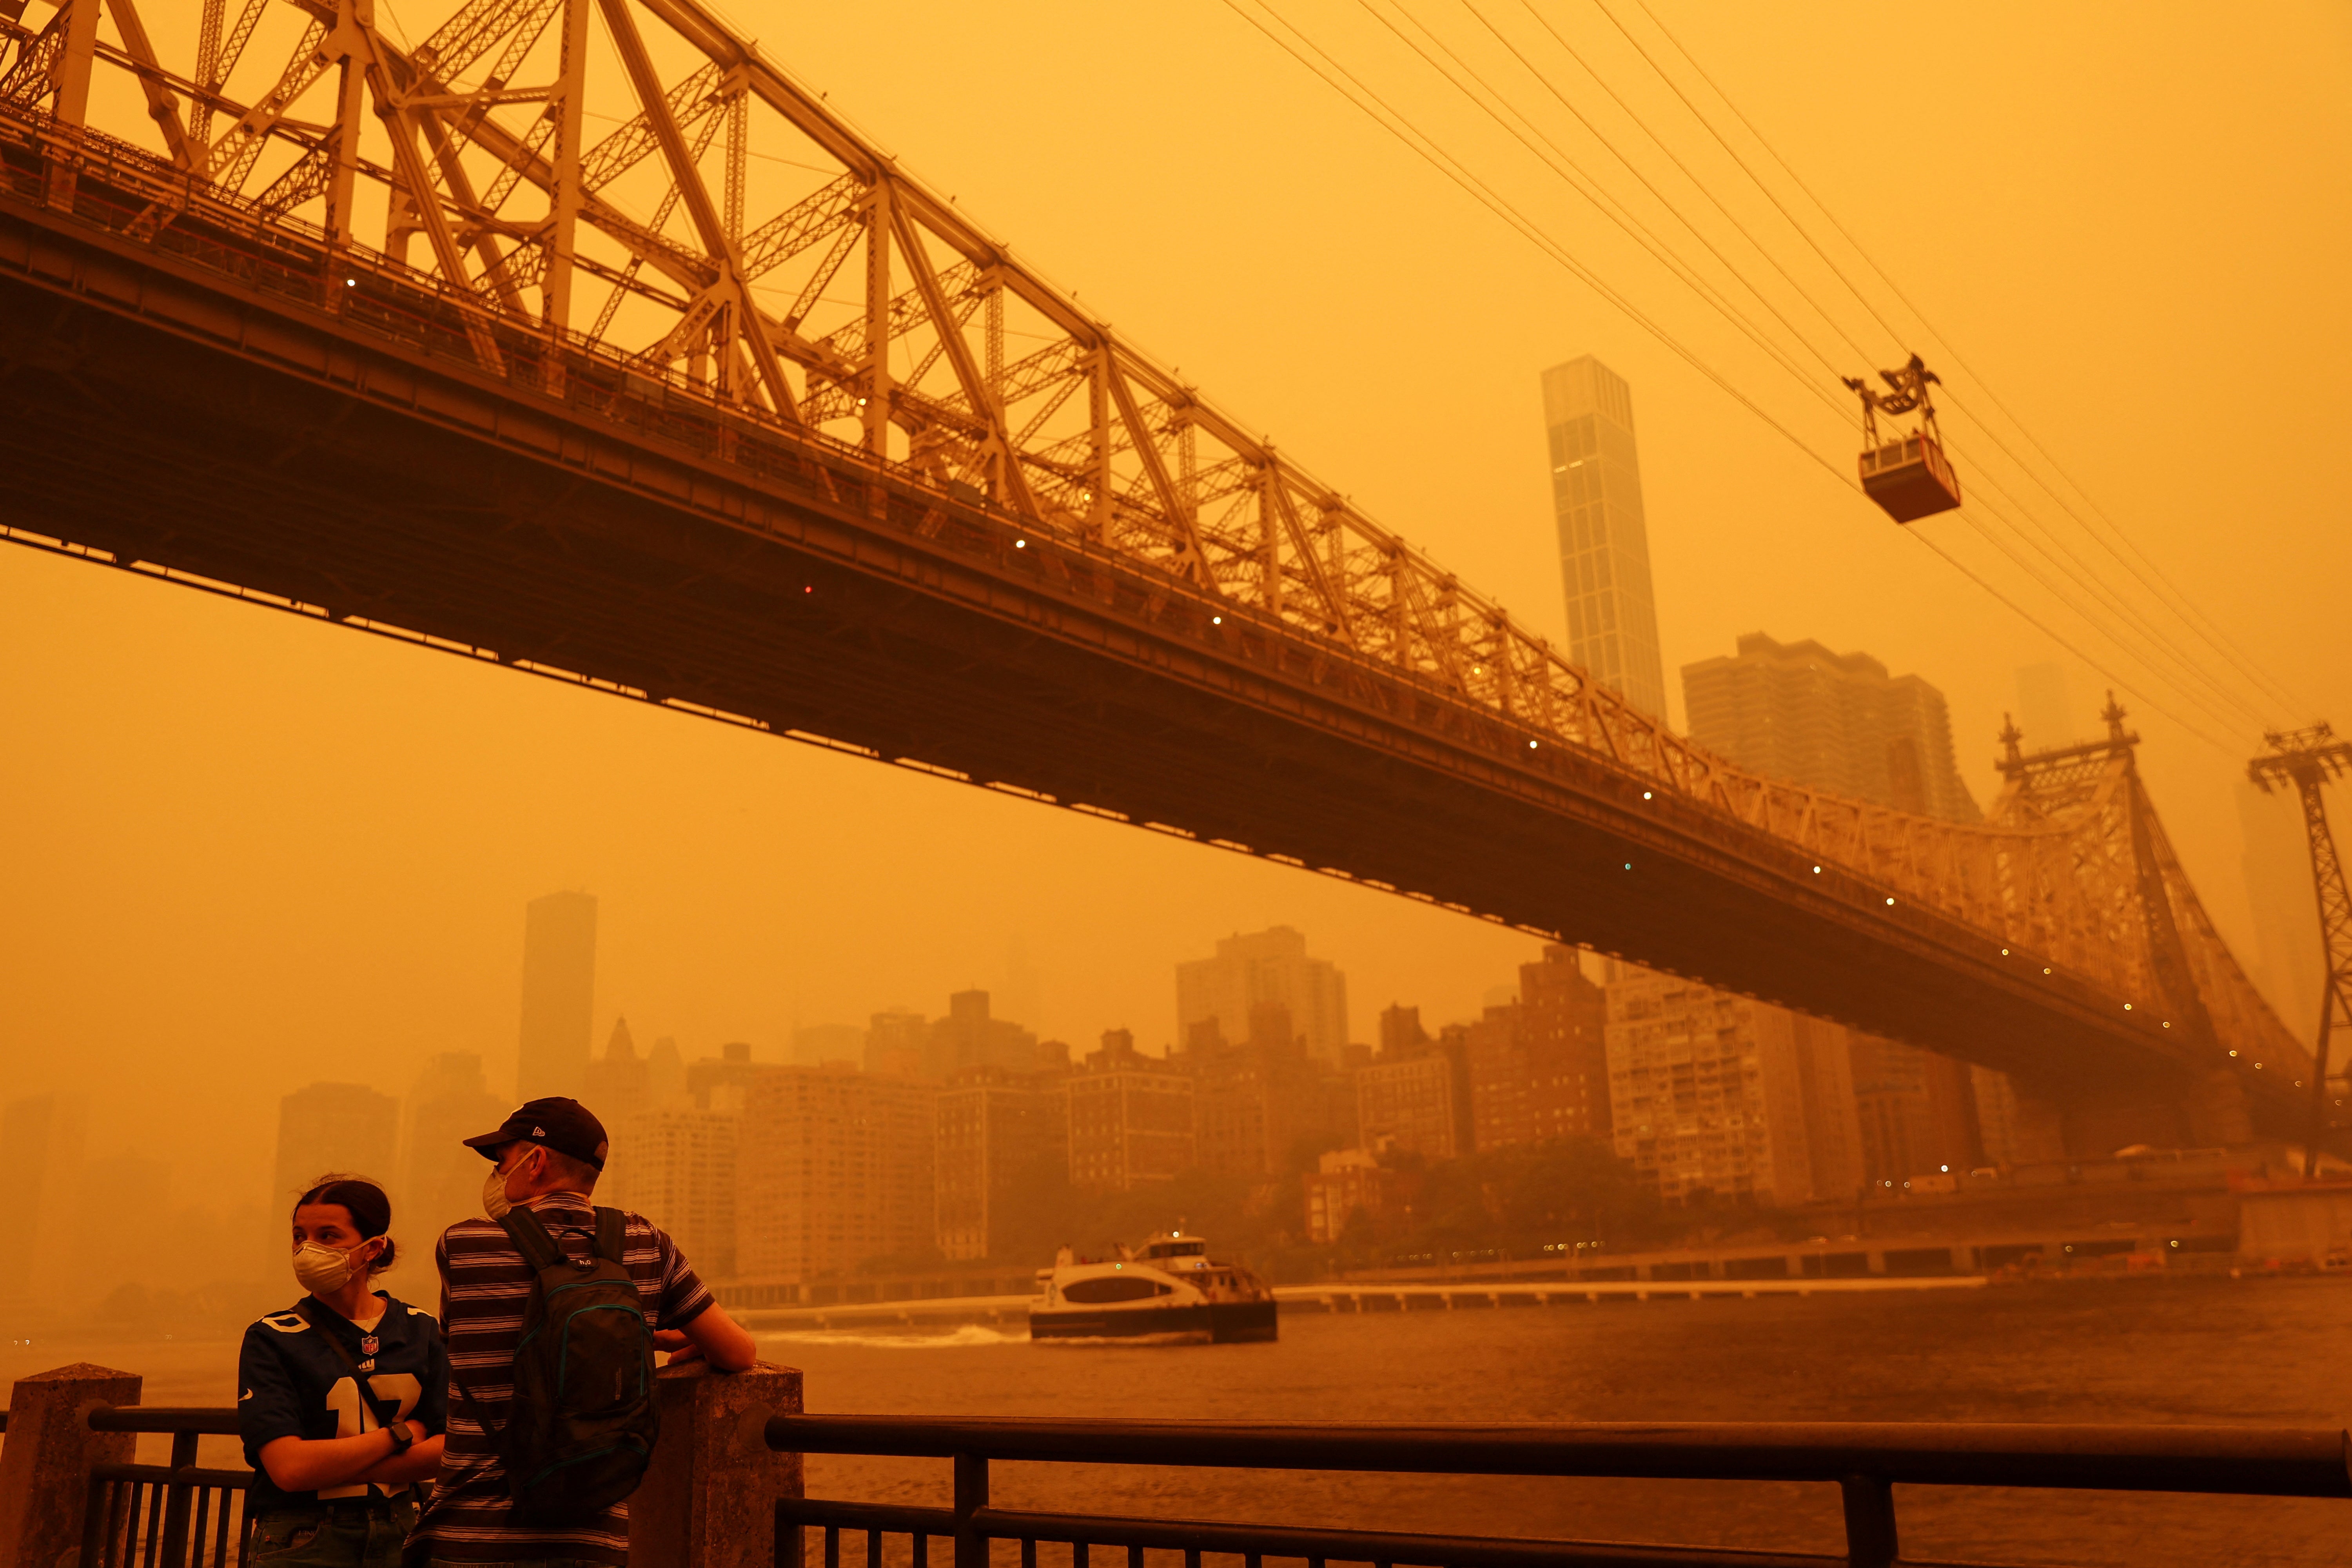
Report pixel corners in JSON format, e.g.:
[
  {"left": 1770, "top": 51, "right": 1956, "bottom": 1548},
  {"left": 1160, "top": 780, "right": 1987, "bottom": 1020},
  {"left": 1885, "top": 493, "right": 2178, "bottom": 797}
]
[{"left": 237, "top": 1292, "right": 449, "bottom": 1515}]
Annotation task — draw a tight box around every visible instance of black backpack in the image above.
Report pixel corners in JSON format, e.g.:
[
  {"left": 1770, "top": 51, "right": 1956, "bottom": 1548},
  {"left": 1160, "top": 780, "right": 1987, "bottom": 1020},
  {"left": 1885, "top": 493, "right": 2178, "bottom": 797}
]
[{"left": 457, "top": 1207, "right": 660, "bottom": 1524}]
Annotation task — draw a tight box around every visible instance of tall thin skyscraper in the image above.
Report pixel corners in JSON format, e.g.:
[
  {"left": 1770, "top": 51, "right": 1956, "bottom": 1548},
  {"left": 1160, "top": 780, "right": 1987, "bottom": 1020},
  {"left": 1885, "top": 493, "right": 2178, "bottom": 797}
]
[
  {"left": 0, "top": 1093, "right": 87, "bottom": 1309},
  {"left": 400, "top": 1054, "right": 506, "bottom": 1243},
  {"left": 1542, "top": 356, "right": 1666, "bottom": 719},
  {"left": 519, "top": 891, "right": 597, "bottom": 1101}
]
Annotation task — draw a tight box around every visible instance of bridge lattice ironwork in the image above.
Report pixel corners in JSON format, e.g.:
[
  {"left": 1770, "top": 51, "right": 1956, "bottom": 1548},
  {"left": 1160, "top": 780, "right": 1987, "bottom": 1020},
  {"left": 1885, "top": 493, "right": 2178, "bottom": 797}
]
[{"left": 0, "top": 0, "right": 2314, "bottom": 1127}]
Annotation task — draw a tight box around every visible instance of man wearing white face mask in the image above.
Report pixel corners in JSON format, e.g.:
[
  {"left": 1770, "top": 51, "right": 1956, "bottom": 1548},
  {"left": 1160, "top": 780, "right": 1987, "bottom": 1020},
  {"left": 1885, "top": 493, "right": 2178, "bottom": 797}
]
[
  {"left": 411, "top": 1097, "right": 756, "bottom": 1568},
  {"left": 238, "top": 1175, "right": 450, "bottom": 1568}
]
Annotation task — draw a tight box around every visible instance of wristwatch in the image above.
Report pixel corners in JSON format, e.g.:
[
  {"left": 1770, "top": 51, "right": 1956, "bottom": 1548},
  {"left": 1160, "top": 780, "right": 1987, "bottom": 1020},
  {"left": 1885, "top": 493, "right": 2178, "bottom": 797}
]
[{"left": 384, "top": 1421, "right": 415, "bottom": 1457}]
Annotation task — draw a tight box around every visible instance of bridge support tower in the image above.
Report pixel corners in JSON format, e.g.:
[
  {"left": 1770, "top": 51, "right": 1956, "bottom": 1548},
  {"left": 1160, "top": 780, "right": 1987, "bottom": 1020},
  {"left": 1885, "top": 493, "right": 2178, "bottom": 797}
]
[{"left": 2249, "top": 725, "right": 2352, "bottom": 1174}]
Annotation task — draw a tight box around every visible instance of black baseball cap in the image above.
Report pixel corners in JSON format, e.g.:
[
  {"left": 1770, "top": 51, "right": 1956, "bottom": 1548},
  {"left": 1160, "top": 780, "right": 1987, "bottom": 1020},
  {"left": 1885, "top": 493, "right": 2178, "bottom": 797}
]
[{"left": 463, "top": 1097, "right": 610, "bottom": 1171}]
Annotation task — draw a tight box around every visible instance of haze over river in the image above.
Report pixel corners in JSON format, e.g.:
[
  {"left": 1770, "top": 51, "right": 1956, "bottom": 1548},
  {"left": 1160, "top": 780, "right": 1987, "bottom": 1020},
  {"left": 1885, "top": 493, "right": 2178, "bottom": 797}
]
[{"left": 10, "top": 1278, "right": 2347, "bottom": 1566}]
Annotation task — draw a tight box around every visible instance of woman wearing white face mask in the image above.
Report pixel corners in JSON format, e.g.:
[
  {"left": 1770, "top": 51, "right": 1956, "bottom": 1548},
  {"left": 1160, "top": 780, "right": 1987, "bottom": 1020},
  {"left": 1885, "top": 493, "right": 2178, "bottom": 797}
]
[{"left": 237, "top": 1175, "right": 450, "bottom": 1568}]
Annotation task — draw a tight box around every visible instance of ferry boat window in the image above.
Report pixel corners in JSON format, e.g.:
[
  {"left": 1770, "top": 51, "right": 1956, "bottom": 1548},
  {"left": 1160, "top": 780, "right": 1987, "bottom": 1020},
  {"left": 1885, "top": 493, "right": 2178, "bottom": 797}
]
[
  {"left": 1148, "top": 1240, "right": 1208, "bottom": 1257},
  {"left": 1062, "top": 1276, "right": 1172, "bottom": 1303}
]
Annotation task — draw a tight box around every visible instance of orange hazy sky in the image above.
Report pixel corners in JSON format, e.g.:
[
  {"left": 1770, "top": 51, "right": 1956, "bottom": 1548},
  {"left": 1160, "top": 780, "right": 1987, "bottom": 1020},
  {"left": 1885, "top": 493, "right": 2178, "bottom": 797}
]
[{"left": 3, "top": 1, "right": 2346, "bottom": 1211}]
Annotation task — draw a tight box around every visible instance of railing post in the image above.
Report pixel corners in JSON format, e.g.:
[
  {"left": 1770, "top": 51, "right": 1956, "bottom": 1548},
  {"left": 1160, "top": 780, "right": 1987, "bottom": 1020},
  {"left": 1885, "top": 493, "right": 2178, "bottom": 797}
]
[
  {"left": 626, "top": 1359, "right": 802, "bottom": 1568},
  {"left": 0, "top": 1363, "right": 142, "bottom": 1568},
  {"left": 157, "top": 1432, "right": 199, "bottom": 1568},
  {"left": 1838, "top": 1474, "right": 1898, "bottom": 1568},
  {"left": 951, "top": 1454, "right": 988, "bottom": 1568}
]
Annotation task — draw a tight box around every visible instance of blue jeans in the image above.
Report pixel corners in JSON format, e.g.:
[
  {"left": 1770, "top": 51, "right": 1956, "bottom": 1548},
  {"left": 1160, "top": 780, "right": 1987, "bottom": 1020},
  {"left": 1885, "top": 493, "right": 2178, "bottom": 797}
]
[{"left": 249, "top": 1500, "right": 418, "bottom": 1568}]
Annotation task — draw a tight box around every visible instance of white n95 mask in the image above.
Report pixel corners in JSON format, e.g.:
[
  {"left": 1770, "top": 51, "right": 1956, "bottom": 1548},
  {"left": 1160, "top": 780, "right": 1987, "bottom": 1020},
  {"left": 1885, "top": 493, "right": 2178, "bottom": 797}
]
[
  {"left": 482, "top": 1163, "right": 515, "bottom": 1221},
  {"left": 293, "top": 1240, "right": 361, "bottom": 1295}
]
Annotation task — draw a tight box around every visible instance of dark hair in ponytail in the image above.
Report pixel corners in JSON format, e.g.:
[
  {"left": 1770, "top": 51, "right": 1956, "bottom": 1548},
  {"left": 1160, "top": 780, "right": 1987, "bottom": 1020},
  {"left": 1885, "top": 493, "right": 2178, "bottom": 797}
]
[{"left": 294, "top": 1174, "right": 398, "bottom": 1274}]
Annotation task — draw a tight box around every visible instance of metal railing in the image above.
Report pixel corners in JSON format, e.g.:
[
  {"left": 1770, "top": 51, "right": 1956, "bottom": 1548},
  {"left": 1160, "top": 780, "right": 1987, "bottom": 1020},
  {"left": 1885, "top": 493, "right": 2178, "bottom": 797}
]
[
  {"left": 765, "top": 1414, "right": 2352, "bottom": 1568},
  {"left": 82, "top": 1408, "right": 251, "bottom": 1568}
]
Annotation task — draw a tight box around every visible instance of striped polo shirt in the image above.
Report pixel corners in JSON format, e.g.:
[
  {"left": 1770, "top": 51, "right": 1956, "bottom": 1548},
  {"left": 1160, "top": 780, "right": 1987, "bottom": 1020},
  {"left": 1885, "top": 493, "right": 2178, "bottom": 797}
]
[{"left": 410, "top": 1194, "right": 713, "bottom": 1563}]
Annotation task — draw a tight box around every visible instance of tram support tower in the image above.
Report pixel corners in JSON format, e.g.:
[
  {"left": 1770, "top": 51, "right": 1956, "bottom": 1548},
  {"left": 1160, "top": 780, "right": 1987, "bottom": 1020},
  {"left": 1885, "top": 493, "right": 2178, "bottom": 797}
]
[{"left": 2249, "top": 725, "right": 2352, "bottom": 1176}]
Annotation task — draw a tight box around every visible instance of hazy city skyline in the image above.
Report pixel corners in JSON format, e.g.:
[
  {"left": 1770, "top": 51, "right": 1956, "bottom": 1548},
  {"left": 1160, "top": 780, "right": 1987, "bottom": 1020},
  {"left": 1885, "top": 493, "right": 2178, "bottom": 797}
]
[{"left": 2, "top": 2, "right": 2344, "bottom": 1272}]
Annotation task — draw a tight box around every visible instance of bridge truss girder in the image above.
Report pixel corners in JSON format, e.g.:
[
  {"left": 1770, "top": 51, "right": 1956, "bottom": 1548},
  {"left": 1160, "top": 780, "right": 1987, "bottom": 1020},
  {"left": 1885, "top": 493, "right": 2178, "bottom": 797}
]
[{"left": 0, "top": 0, "right": 2316, "bottom": 1141}]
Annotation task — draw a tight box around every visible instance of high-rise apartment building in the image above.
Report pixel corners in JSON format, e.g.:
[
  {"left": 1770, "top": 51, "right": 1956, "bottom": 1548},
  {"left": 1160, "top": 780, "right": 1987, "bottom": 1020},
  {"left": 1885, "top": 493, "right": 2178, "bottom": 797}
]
[
  {"left": 734, "top": 1065, "right": 935, "bottom": 1282},
  {"left": 1066, "top": 1031, "right": 1196, "bottom": 1191},
  {"left": 1378, "top": 1005, "right": 1430, "bottom": 1058},
  {"left": 927, "top": 989, "right": 1038, "bottom": 1078},
  {"left": 518, "top": 890, "right": 597, "bottom": 1101},
  {"left": 1677, "top": 635, "right": 2002, "bottom": 1173},
  {"left": 1192, "top": 1004, "right": 1346, "bottom": 1179},
  {"left": 686, "top": 1041, "right": 763, "bottom": 1111},
  {"left": 585, "top": 1018, "right": 651, "bottom": 1124},
  {"left": 275, "top": 1082, "right": 401, "bottom": 1209},
  {"left": 1847, "top": 1033, "right": 1982, "bottom": 1183},
  {"left": 2239, "top": 778, "right": 2325, "bottom": 1040},
  {"left": 1682, "top": 633, "right": 1980, "bottom": 822},
  {"left": 1303, "top": 1147, "right": 1409, "bottom": 1244},
  {"left": 400, "top": 1053, "right": 508, "bottom": 1244},
  {"left": 1176, "top": 927, "right": 1349, "bottom": 1067},
  {"left": 865, "top": 1008, "right": 928, "bottom": 1078},
  {"left": 1465, "top": 945, "right": 1612, "bottom": 1151},
  {"left": 610, "top": 1107, "right": 739, "bottom": 1279},
  {"left": 1355, "top": 1051, "right": 1468, "bottom": 1161},
  {"left": 1604, "top": 970, "right": 1859, "bottom": 1207},
  {"left": 0, "top": 1093, "right": 88, "bottom": 1309},
  {"left": 1542, "top": 356, "right": 1666, "bottom": 719},
  {"left": 934, "top": 1067, "right": 1068, "bottom": 1260}
]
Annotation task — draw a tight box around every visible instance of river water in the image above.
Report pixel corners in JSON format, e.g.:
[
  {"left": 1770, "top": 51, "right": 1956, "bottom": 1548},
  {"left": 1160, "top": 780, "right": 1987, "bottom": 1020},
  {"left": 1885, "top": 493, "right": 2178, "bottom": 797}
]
[{"left": 9, "top": 1276, "right": 2347, "bottom": 1566}]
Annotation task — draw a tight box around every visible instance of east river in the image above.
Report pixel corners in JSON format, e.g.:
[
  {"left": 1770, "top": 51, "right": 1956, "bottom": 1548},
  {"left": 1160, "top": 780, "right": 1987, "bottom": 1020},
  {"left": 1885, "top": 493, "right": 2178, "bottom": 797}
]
[{"left": 10, "top": 1276, "right": 2348, "bottom": 1566}]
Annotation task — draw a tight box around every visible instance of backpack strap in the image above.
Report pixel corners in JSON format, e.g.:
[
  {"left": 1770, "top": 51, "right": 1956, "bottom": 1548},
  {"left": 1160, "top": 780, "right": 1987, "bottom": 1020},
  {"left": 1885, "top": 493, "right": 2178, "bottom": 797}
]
[
  {"left": 592, "top": 1207, "right": 628, "bottom": 1268},
  {"left": 445, "top": 1359, "right": 503, "bottom": 1442},
  {"left": 497, "top": 1205, "right": 570, "bottom": 1272}
]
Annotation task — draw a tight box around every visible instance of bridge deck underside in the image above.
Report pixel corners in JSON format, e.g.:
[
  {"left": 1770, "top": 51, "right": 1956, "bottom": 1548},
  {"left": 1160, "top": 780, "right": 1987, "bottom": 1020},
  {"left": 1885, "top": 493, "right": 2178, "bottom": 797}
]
[{"left": 0, "top": 191, "right": 2272, "bottom": 1131}]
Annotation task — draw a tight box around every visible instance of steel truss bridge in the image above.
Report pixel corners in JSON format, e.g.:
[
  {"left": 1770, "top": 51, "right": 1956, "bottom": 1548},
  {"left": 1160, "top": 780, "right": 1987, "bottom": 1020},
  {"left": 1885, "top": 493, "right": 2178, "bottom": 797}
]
[{"left": 0, "top": 0, "right": 2312, "bottom": 1149}]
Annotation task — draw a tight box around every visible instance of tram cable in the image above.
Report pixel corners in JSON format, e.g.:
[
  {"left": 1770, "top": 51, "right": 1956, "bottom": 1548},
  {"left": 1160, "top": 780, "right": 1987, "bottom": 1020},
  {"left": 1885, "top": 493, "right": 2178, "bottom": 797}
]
[
  {"left": 1437, "top": 2, "right": 2269, "bottom": 731},
  {"left": 1945, "top": 495, "right": 2267, "bottom": 743},
  {"left": 1218, "top": 0, "right": 2256, "bottom": 757},
  {"left": 1941, "top": 438, "right": 2279, "bottom": 733},
  {"left": 1490, "top": 0, "right": 1880, "bottom": 369},
  {"left": 1901, "top": 530, "right": 2241, "bottom": 755},
  {"left": 1348, "top": 0, "right": 1854, "bottom": 411},
  {"left": 1609, "top": 0, "right": 2309, "bottom": 724},
  {"left": 1302, "top": 1, "right": 2274, "bottom": 739},
  {"left": 1218, "top": 0, "right": 1853, "bottom": 486},
  {"left": 1376, "top": 0, "right": 1857, "bottom": 385},
  {"left": 1451, "top": 0, "right": 2296, "bottom": 736}
]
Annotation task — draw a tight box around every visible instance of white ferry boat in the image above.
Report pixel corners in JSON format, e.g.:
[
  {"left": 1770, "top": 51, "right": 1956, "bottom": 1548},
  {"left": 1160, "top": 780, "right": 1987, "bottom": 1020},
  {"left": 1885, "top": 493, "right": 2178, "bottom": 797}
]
[{"left": 1029, "top": 1231, "right": 1279, "bottom": 1343}]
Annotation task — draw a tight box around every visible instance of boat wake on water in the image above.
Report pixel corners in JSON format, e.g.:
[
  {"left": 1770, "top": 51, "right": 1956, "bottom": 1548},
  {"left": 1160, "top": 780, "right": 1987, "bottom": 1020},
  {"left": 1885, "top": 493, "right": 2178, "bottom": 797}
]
[{"left": 755, "top": 1324, "right": 1022, "bottom": 1350}]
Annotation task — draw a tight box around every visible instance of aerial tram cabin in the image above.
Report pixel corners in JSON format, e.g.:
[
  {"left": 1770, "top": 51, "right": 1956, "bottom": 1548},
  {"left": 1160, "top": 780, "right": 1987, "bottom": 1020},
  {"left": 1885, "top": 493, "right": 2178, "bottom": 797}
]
[{"left": 1844, "top": 354, "right": 1962, "bottom": 522}]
